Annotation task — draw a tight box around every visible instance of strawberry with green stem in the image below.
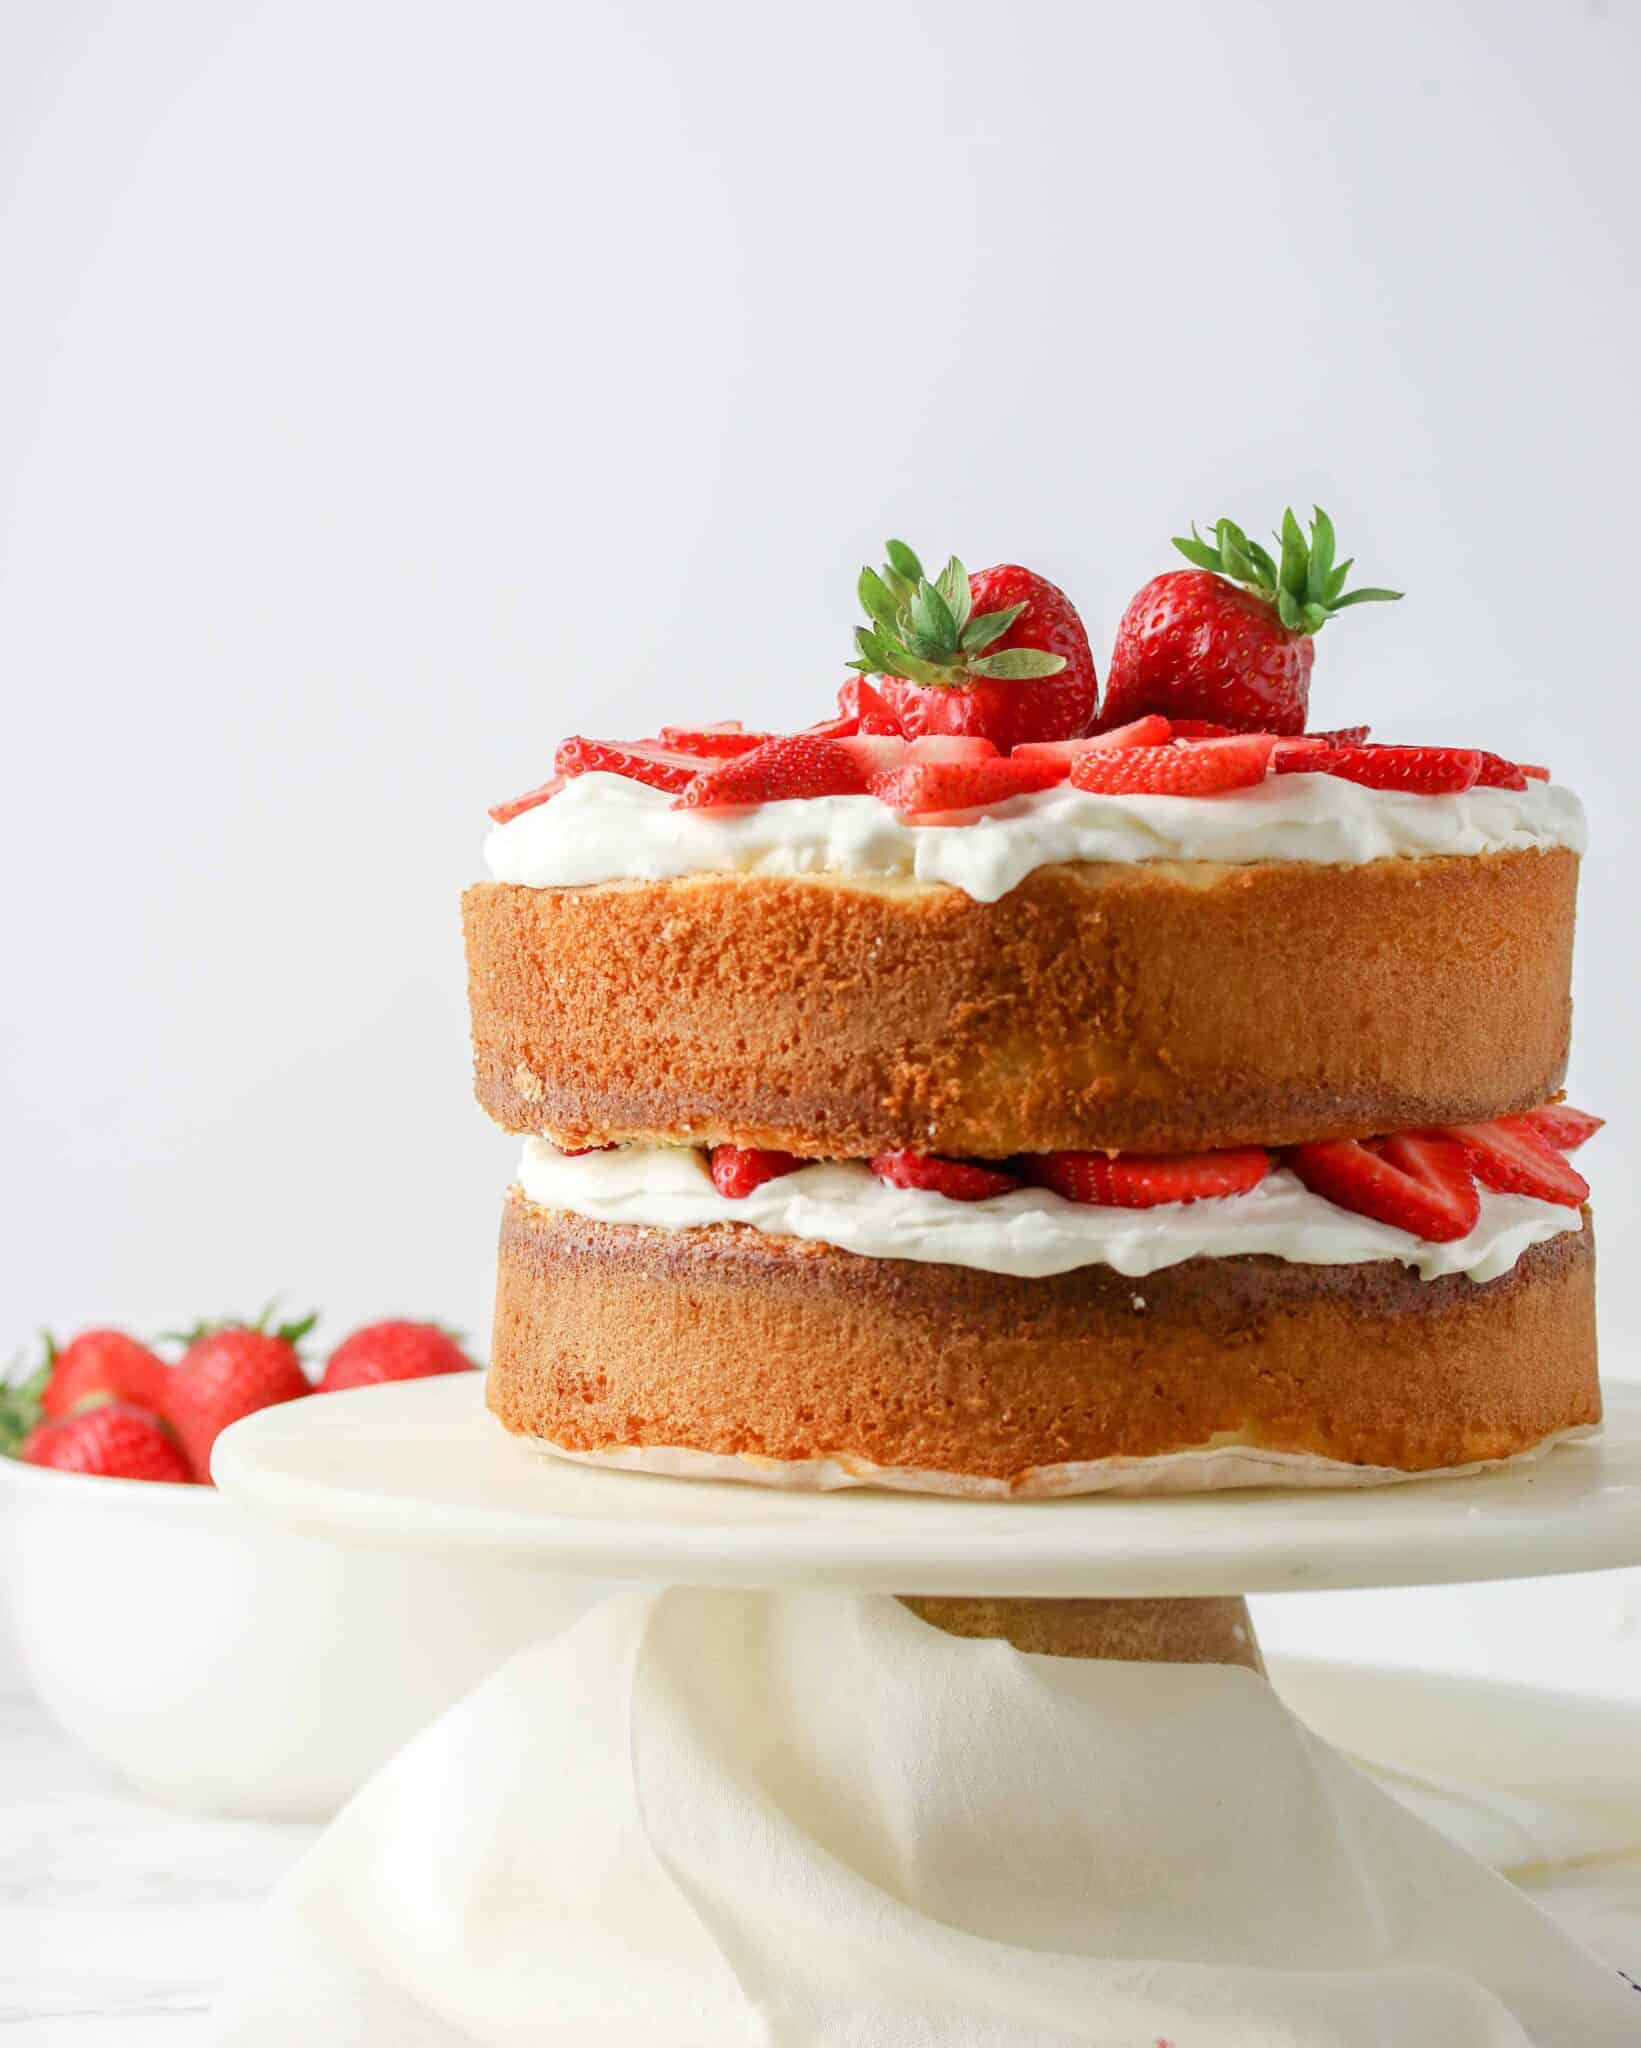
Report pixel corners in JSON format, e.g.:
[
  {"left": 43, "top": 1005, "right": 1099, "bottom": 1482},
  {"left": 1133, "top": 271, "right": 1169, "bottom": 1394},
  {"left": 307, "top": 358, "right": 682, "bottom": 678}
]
[
  {"left": 164, "top": 1307, "right": 316, "bottom": 1480},
  {"left": 1103, "top": 507, "right": 1400, "bottom": 735},
  {"left": 851, "top": 541, "right": 1098, "bottom": 749},
  {"left": 320, "top": 1321, "right": 477, "bottom": 1391}
]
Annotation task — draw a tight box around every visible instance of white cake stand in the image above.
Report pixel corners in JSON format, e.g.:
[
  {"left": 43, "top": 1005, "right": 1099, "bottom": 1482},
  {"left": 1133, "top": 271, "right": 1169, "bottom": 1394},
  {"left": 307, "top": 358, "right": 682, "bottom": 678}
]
[{"left": 215, "top": 1377, "right": 1641, "bottom": 1667}]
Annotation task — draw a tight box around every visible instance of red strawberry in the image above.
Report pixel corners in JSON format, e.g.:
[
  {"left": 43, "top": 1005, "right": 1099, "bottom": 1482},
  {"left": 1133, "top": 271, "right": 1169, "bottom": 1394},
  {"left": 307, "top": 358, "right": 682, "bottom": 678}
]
[
  {"left": 658, "top": 724, "right": 771, "bottom": 757},
  {"left": 1471, "top": 753, "right": 1529, "bottom": 791},
  {"left": 1304, "top": 724, "right": 1371, "bottom": 747},
  {"left": 833, "top": 734, "right": 909, "bottom": 778},
  {"left": 868, "top": 754, "right": 1065, "bottom": 821},
  {"left": 320, "top": 1321, "right": 478, "bottom": 1392},
  {"left": 555, "top": 737, "right": 707, "bottom": 794},
  {"left": 41, "top": 1329, "right": 169, "bottom": 1421},
  {"left": 673, "top": 735, "right": 867, "bottom": 810},
  {"left": 709, "top": 1145, "right": 805, "bottom": 1198},
  {"left": 1521, "top": 1103, "right": 1604, "bottom": 1152},
  {"left": 488, "top": 775, "right": 565, "bottom": 824},
  {"left": 800, "top": 715, "right": 860, "bottom": 740},
  {"left": 1274, "top": 743, "right": 1482, "bottom": 795},
  {"left": 1449, "top": 1118, "right": 1590, "bottom": 1209},
  {"left": 1104, "top": 508, "right": 1400, "bottom": 735},
  {"left": 1288, "top": 1133, "right": 1480, "bottom": 1242},
  {"left": 1025, "top": 1148, "right": 1271, "bottom": 1208},
  {"left": 869, "top": 1152, "right": 1022, "bottom": 1201},
  {"left": 838, "top": 675, "right": 903, "bottom": 734},
  {"left": 1520, "top": 763, "right": 1551, "bottom": 782},
  {"left": 1013, "top": 715, "right": 1173, "bottom": 767},
  {"left": 851, "top": 541, "right": 1097, "bottom": 750},
  {"left": 955, "top": 561, "right": 1099, "bottom": 740},
  {"left": 1068, "top": 733, "right": 1276, "bottom": 797},
  {"left": 907, "top": 735, "right": 999, "bottom": 762},
  {"left": 24, "top": 1402, "right": 194, "bottom": 1483},
  {"left": 164, "top": 1315, "right": 315, "bottom": 1480}
]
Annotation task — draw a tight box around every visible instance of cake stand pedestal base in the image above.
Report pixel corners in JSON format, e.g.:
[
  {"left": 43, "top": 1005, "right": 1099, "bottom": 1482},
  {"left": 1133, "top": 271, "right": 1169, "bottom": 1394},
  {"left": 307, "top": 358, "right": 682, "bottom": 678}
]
[
  {"left": 207, "top": 1381, "right": 1641, "bottom": 2045},
  {"left": 898, "top": 1593, "right": 1264, "bottom": 1669}
]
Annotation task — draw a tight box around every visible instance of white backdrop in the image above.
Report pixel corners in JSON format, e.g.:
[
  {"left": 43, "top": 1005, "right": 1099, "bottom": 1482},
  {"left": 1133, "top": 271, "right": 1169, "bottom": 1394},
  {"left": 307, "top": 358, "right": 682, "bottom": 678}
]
[{"left": 2, "top": 0, "right": 1637, "bottom": 1369}]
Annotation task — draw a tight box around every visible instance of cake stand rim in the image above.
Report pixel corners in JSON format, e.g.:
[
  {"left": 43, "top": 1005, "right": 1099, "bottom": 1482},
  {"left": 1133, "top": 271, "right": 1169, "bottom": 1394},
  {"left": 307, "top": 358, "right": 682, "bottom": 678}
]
[{"left": 211, "top": 1375, "right": 1641, "bottom": 1599}]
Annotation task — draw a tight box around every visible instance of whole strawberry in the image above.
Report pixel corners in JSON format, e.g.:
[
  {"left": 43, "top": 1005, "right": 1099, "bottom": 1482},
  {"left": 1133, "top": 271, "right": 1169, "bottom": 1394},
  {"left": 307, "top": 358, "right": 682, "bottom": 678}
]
[
  {"left": 41, "top": 1327, "right": 170, "bottom": 1421},
  {"left": 165, "top": 1312, "right": 315, "bottom": 1480},
  {"left": 1102, "top": 508, "right": 1400, "bottom": 735},
  {"left": 851, "top": 541, "right": 1098, "bottom": 750},
  {"left": 319, "top": 1320, "right": 477, "bottom": 1392},
  {"left": 25, "top": 1401, "right": 194, "bottom": 1483}
]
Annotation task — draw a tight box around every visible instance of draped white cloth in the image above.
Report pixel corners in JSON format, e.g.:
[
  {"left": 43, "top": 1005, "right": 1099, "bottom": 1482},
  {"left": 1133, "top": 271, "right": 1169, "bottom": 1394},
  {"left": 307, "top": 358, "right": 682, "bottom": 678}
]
[{"left": 213, "top": 1587, "right": 1639, "bottom": 2045}]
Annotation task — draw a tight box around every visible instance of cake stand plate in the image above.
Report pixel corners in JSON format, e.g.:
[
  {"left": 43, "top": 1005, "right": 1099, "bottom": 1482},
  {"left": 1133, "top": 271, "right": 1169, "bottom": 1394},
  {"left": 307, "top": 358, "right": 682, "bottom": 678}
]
[{"left": 213, "top": 1375, "right": 1641, "bottom": 1598}]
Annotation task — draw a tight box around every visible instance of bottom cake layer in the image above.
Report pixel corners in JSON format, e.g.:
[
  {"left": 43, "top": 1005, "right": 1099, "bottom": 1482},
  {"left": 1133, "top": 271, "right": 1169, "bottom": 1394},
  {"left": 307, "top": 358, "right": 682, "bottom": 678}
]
[{"left": 487, "top": 1194, "right": 1601, "bottom": 1491}]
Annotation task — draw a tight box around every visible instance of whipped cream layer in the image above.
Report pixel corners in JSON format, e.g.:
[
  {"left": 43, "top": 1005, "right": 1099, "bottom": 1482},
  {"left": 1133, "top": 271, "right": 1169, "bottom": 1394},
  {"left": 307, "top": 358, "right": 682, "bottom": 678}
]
[
  {"left": 484, "top": 770, "right": 1586, "bottom": 905},
  {"left": 516, "top": 1142, "right": 1584, "bottom": 1285}
]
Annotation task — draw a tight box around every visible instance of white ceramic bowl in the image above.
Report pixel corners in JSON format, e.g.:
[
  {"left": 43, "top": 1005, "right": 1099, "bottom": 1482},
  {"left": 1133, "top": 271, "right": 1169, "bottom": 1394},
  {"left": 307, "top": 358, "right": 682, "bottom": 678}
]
[{"left": 0, "top": 1450, "right": 618, "bottom": 1818}]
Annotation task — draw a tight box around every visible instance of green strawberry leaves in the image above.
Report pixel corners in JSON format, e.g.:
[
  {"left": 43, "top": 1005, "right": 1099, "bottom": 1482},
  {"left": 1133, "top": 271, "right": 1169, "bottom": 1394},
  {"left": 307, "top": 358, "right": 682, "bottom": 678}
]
[
  {"left": 851, "top": 540, "right": 1065, "bottom": 689},
  {"left": 0, "top": 1340, "right": 52, "bottom": 1458},
  {"left": 1172, "top": 506, "right": 1401, "bottom": 636}
]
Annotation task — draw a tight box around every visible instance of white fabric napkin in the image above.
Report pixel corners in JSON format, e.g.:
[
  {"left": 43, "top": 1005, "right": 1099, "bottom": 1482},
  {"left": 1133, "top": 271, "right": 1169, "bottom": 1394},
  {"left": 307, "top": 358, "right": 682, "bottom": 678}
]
[{"left": 213, "top": 1587, "right": 1639, "bottom": 2045}]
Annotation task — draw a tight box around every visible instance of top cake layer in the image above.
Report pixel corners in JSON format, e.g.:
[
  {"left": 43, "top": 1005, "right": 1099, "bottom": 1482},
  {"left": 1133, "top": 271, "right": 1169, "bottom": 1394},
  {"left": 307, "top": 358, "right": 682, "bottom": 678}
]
[
  {"left": 464, "top": 802, "right": 1580, "bottom": 1157},
  {"left": 466, "top": 515, "right": 1586, "bottom": 1160}
]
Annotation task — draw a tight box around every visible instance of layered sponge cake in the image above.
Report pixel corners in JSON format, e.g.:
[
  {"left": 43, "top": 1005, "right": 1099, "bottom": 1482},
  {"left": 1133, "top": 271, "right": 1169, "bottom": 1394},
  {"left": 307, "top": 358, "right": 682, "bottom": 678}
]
[{"left": 464, "top": 515, "right": 1602, "bottom": 1494}]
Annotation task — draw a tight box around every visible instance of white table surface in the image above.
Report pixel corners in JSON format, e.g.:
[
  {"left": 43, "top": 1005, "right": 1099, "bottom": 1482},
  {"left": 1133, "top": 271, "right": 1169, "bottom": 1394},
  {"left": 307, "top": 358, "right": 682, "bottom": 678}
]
[
  {"left": 0, "top": 1623, "right": 315, "bottom": 2045},
  {"left": 6, "top": 1612, "right": 1641, "bottom": 2038}
]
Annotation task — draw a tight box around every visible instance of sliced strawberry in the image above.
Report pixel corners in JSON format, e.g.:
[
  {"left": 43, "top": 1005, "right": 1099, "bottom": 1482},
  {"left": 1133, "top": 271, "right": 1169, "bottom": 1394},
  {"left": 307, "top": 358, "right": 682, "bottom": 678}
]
[
  {"left": 488, "top": 775, "right": 566, "bottom": 824},
  {"left": 833, "top": 733, "right": 909, "bottom": 778},
  {"left": 869, "top": 1152, "right": 1022, "bottom": 1201},
  {"left": 1471, "top": 752, "right": 1529, "bottom": 791},
  {"left": 1165, "top": 719, "right": 1237, "bottom": 740},
  {"left": 1449, "top": 1118, "right": 1590, "bottom": 1208},
  {"left": 801, "top": 714, "right": 860, "bottom": 739},
  {"left": 1288, "top": 1133, "right": 1480, "bottom": 1242},
  {"left": 556, "top": 737, "right": 706, "bottom": 794},
  {"left": 709, "top": 1145, "right": 805, "bottom": 1198},
  {"left": 1520, "top": 1103, "right": 1605, "bottom": 1152},
  {"left": 1304, "top": 725, "right": 1371, "bottom": 747},
  {"left": 673, "top": 735, "right": 867, "bottom": 810},
  {"left": 838, "top": 675, "right": 903, "bottom": 735},
  {"left": 1068, "top": 732, "right": 1277, "bottom": 797},
  {"left": 868, "top": 754, "right": 1064, "bottom": 821},
  {"left": 1026, "top": 1148, "right": 1271, "bottom": 1208},
  {"left": 1520, "top": 763, "right": 1551, "bottom": 782},
  {"left": 1273, "top": 743, "right": 1482, "bottom": 795},
  {"left": 658, "top": 725, "right": 771, "bottom": 758},
  {"left": 1014, "top": 716, "right": 1173, "bottom": 767},
  {"left": 907, "top": 735, "right": 1000, "bottom": 762}
]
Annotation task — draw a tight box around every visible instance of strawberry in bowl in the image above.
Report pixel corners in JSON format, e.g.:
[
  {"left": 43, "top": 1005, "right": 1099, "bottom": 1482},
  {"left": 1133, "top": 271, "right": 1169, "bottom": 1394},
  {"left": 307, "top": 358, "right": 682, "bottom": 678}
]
[{"left": 0, "top": 1309, "right": 576, "bottom": 1817}]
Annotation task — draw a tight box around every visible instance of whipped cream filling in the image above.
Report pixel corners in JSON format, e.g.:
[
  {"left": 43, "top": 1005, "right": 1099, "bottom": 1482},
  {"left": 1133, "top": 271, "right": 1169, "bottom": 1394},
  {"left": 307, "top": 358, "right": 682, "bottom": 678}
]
[
  {"left": 515, "top": 1142, "right": 1585, "bottom": 1285},
  {"left": 483, "top": 770, "right": 1586, "bottom": 905}
]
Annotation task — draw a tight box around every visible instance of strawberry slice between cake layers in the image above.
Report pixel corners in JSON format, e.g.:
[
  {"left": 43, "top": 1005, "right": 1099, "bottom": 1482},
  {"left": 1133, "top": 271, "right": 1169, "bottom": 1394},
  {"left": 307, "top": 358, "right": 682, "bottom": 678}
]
[
  {"left": 514, "top": 1106, "right": 1596, "bottom": 1289},
  {"left": 1287, "top": 1133, "right": 1482, "bottom": 1243}
]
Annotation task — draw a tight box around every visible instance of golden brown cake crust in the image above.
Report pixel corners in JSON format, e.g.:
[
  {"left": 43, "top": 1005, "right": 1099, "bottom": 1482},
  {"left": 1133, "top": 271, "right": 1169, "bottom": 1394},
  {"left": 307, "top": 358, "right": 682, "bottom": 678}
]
[
  {"left": 487, "top": 1195, "right": 1600, "bottom": 1482},
  {"left": 462, "top": 850, "right": 1578, "bottom": 1157}
]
